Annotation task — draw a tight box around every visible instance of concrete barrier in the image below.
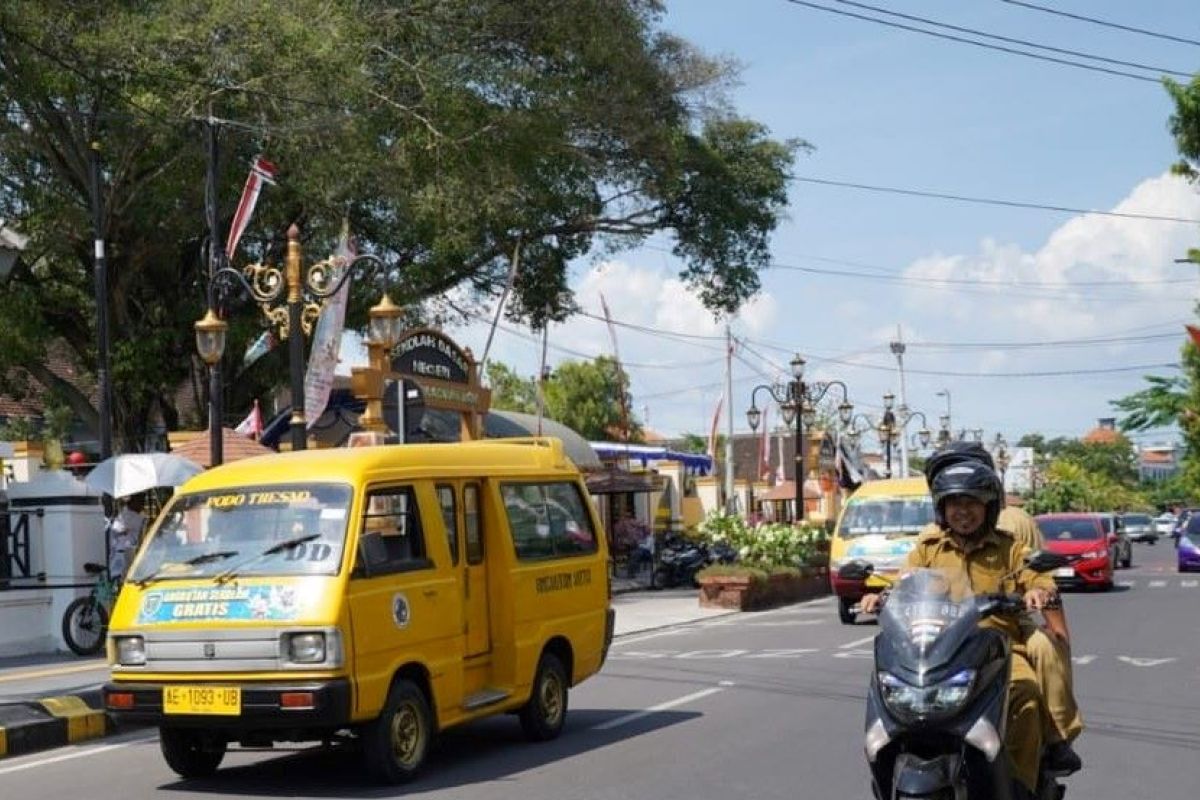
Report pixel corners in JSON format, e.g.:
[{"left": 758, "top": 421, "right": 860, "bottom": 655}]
[{"left": 0, "top": 689, "right": 110, "bottom": 758}]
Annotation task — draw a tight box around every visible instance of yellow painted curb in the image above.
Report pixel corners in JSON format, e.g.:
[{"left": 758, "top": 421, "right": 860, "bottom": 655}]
[
  {"left": 38, "top": 696, "right": 106, "bottom": 742},
  {"left": 0, "top": 726, "right": 7, "bottom": 757}
]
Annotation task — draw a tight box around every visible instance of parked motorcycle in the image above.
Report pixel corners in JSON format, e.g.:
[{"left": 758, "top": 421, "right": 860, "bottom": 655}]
[
  {"left": 839, "top": 552, "right": 1073, "bottom": 800},
  {"left": 654, "top": 535, "right": 729, "bottom": 588}
]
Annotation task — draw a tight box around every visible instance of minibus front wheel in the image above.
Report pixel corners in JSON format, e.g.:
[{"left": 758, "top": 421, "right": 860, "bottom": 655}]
[
  {"left": 159, "top": 726, "right": 227, "bottom": 779},
  {"left": 363, "top": 679, "right": 433, "bottom": 784},
  {"left": 520, "top": 652, "right": 568, "bottom": 741}
]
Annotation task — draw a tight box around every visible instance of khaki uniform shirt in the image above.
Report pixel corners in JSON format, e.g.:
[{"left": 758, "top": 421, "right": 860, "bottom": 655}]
[{"left": 905, "top": 526, "right": 1055, "bottom": 639}]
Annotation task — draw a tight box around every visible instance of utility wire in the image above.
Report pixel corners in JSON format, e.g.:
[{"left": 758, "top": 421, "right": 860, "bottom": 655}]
[
  {"left": 782, "top": 0, "right": 1163, "bottom": 83},
  {"left": 998, "top": 0, "right": 1200, "bottom": 48},
  {"left": 829, "top": 0, "right": 1192, "bottom": 78},
  {"left": 793, "top": 176, "right": 1200, "bottom": 224},
  {"left": 909, "top": 332, "right": 1183, "bottom": 351}
]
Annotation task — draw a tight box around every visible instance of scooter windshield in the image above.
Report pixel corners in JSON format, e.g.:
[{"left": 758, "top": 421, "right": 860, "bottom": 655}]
[{"left": 879, "top": 568, "right": 979, "bottom": 666}]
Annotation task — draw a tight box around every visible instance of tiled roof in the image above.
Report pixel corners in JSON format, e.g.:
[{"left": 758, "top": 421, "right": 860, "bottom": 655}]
[{"left": 171, "top": 427, "right": 276, "bottom": 468}]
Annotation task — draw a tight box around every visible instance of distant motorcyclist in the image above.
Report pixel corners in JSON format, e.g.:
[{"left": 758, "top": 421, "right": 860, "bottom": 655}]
[
  {"left": 917, "top": 442, "right": 1083, "bottom": 774},
  {"left": 861, "top": 459, "right": 1057, "bottom": 797}
]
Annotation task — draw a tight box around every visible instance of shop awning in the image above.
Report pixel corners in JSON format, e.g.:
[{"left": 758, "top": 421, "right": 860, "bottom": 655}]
[{"left": 585, "top": 470, "right": 660, "bottom": 495}]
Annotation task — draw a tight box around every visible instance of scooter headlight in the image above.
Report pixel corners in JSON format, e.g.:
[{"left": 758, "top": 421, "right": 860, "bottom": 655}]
[{"left": 877, "top": 669, "right": 975, "bottom": 718}]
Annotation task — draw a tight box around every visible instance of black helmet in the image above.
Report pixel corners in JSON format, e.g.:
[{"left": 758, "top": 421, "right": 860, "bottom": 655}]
[
  {"left": 923, "top": 440, "right": 995, "bottom": 484},
  {"left": 929, "top": 460, "right": 1004, "bottom": 532}
]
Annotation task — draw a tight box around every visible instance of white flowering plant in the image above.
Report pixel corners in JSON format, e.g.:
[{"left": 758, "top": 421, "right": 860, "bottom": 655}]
[{"left": 696, "top": 511, "right": 827, "bottom": 571}]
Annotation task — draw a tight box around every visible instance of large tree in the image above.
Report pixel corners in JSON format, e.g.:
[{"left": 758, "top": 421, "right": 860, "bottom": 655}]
[
  {"left": 0, "top": 1, "right": 800, "bottom": 449},
  {"left": 1113, "top": 75, "right": 1200, "bottom": 483}
]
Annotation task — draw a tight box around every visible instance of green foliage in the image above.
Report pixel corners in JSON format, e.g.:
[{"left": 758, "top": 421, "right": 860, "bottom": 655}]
[
  {"left": 543, "top": 355, "right": 641, "bottom": 441},
  {"left": 0, "top": 1, "right": 799, "bottom": 448},
  {"left": 485, "top": 362, "right": 538, "bottom": 414},
  {"left": 1023, "top": 460, "right": 1145, "bottom": 515},
  {"left": 696, "top": 511, "right": 826, "bottom": 570},
  {"left": 676, "top": 432, "right": 709, "bottom": 454},
  {"left": 1054, "top": 437, "right": 1139, "bottom": 485}
]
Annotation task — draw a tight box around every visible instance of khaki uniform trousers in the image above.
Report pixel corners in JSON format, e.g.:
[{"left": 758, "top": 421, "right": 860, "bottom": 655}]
[
  {"left": 1025, "top": 627, "right": 1084, "bottom": 743},
  {"left": 1007, "top": 650, "right": 1044, "bottom": 792}
]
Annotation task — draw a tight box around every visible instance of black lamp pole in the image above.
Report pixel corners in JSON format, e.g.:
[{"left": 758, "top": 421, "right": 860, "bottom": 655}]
[
  {"left": 204, "top": 119, "right": 224, "bottom": 466},
  {"left": 747, "top": 355, "right": 852, "bottom": 523}
]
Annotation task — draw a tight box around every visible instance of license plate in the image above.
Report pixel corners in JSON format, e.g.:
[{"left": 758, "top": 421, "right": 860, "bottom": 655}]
[
  {"left": 1054, "top": 567, "right": 1075, "bottom": 578},
  {"left": 163, "top": 685, "right": 241, "bottom": 715}
]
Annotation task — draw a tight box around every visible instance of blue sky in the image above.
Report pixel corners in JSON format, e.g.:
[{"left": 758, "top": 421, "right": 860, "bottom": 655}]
[{"left": 349, "top": 1, "right": 1200, "bottom": 449}]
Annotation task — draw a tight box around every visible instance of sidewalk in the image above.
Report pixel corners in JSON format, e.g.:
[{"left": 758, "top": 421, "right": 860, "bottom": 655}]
[{"left": 0, "top": 587, "right": 737, "bottom": 761}]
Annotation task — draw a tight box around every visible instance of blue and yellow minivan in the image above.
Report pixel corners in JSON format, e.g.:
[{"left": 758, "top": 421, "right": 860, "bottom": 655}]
[
  {"left": 102, "top": 438, "right": 612, "bottom": 783},
  {"left": 829, "top": 477, "right": 933, "bottom": 624}
]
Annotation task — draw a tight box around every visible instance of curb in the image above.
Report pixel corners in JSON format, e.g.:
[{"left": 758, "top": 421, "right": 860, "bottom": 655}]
[{"left": 0, "top": 689, "right": 111, "bottom": 759}]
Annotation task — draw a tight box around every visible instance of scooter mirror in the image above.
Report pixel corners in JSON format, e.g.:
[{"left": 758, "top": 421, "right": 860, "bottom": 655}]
[
  {"left": 837, "top": 560, "right": 875, "bottom": 582},
  {"left": 1024, "top": 549, "right": 1069, "bottom": 573}
]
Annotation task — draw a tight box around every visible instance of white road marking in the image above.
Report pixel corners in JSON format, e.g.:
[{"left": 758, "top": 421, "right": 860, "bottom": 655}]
[
  {"left": 708, "top": 619, "right": 823, "bottom": 627},
  {"left": 745, "top": 648, "right": 819, "bottom": 658},
  {"left": 676, "top": 649, "right": 748, "bottom": 659},
  {"left": 612, "top": 628, "right": 690, "bottom": 646},
  {"left": 0, "top": 733, "right": 155, "bottom": 775},
  {"left": 591, "top": 686, "right": 728, "bottom": 731},
  {"left": 1116, "top": 656, "right": 1177, "bottom": 667},
  {"left": 1072, "top": 655, "right": 1097, "bottom": 665},
  {"left": 1181, "top": 580, "right": 1198, "bottom": 588},
  {"left": 839, "top": 635, "right": 877, "bottom": 650},
  {"left": 833, "top": 648, "right": 874, "bottom": 659},
  {"left": 1148, "top": 580, "right": 1167, "bottom": 588}
]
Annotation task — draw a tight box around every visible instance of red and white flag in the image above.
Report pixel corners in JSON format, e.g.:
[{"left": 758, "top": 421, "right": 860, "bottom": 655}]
[
  {"left": 758, "top": 405, "right": 771, "bottom": 481},
  {"left": 235, "top": 399, "right": 264, "bottom": 439},
  {"left": 707, "top": 392, "right": 724, "bottom": 458},
  {"left": 225, "top": 156, "right": 278, "bottom": 259},
  {"left": 1186, "top": 324, "right": 1200, "bottom": 349}
]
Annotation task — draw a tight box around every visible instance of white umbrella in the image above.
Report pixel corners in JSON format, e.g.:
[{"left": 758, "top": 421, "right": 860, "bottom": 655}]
[{"left": 84, "top": 452, "right": 204, "bottom": 498}]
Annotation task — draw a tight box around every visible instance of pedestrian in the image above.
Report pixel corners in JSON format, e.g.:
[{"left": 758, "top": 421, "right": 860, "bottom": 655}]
[{"left": 108, "top": 494, "right": 147, "bottom": 580}]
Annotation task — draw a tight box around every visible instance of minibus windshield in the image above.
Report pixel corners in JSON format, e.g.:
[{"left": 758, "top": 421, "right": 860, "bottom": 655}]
[
  {"left": 838, "top": 496, "right": 933, "bottom": 538},
  {"left": 129, "top": 484, "right": 352, "bottom": 584}
]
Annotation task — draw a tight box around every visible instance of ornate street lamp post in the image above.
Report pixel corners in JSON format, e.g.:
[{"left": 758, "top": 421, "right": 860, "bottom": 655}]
[
  {"left": 746, "top": 354, "right": 852, "bottom": 522},
  {"left": 195, "top": 224, "right": 398, "bottom": 465}
]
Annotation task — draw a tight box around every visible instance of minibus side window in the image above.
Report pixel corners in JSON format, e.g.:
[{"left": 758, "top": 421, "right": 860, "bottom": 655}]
[
  {"left": 464, "top": 483, "right": 483, "bottom": 564},
  {"left": 501, "top": 481, "right": 597, "bottom": 560},
  {"left": 358, "top": 487, "right": 431, "bottom": 575},
  {"left": 436, "top": 484, "right": 459, "bottom": 566}
]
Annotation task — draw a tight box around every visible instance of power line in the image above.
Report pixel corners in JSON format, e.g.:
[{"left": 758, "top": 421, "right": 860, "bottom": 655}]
[
  {"left": 782, "top": 0, "right": 1163, "bottom": 83},
  {"left": 827, "top": 0, "right": 1192, "bottom": 78},
  {"left": 998, "top": 0, "right": 1200, "bottom": 48},
  {"left": 793, "top": 176, "right": 1200, "bottom": 224}
]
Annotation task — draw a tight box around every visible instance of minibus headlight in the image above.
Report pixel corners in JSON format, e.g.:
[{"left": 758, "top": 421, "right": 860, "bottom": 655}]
[
  {"left": 115, "top": 635, "right": 146, "bottom": 666},
  {"left": 285, "top": 632, "right": 326, "bottom": 663}
]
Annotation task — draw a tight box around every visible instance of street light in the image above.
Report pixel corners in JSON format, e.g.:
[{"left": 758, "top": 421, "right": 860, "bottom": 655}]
[
  {"left": 848, "top": 401, "right": 931, "bottom": 478},
  {"left": 746, "top": 354, "right": 852, "bottom": 522},
  {"left": 195, "top": 224, "right": 394, "bottom": 465}
]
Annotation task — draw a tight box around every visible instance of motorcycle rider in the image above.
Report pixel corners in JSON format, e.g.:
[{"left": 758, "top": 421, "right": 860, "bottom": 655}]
[
  {"left": 919, "top": 443, "right": 1084, "bottom": 774},
  {"left": 860, "top": 459, "right": 1057, "bottom": 798}
]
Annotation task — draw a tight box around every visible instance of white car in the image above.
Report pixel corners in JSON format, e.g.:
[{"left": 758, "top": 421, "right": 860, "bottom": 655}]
[
  {"left": 1154, "top": 513, "right": 1177, "bottom": 536},
  {"left": 1122, "top": 513, "right": 1157, "bottom": 543}
]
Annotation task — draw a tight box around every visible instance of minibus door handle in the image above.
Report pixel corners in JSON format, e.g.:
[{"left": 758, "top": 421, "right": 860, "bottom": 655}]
[{"left": 423, "top": 588, "right": 438, "bottom": 599}]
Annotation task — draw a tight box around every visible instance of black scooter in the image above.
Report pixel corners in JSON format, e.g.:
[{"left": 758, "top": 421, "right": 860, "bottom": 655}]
[
  {"left": 653, "top": 535, "right": 711, "bottom": 588},
  {"left": 839, "top": 552, "right": 1072, "bottom": 800}
]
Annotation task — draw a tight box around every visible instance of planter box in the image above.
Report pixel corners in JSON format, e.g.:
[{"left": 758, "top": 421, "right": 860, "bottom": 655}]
[{"left": 698, "top": 571, "right": 829, "bottom": 611}]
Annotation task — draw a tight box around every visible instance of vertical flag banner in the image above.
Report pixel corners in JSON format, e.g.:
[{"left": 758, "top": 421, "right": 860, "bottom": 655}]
[
  {"left": 707, "top": 392, "right": 724, "bottom": 458},
  {"left": 225, "top": 156, "right": 277, "bottom": 259},
  {"left": 303, "top": 223, "right": 354, "bottom": 428},
  {"left": 1186, "top": 324, "right": 1200, "bottom": 349},
  {"left": 240, "top": 329, "right": 277, "bottom": 371},
  {"left": 758, "top": 406, "right": 771, "bottom": 481}
]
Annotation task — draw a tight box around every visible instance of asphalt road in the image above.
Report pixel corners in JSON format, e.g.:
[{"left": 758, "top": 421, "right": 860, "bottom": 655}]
[{"left": 1, "top": 540, "right": 1195, "bottom": 799}]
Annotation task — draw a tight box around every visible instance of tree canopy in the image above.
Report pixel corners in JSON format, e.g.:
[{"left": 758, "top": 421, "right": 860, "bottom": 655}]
[
  {"left": 0, "top": 0, "right": 800, "bottom": 450},
  {"left": 485, "top": 356, "right": 639, "bottom": 442}
]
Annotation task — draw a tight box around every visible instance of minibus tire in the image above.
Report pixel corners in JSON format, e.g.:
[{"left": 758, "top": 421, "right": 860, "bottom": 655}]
[
  {"left": 519, "top": 652, "right": 568, "bottom": 741},
  {"left": 363, "top": 680, "right": 433, "bottom": 783},
  {"left": 159, "top": 727, "right": 226, "bottom": 778}
]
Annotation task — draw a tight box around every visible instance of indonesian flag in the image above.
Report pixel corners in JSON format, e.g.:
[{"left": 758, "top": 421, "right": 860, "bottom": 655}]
[
  {"left": 1186, "top": 324, "right": 1200, "bottom": 349},
  {"left": 235, "top": 399, "right": 264, "bottom": 439},
  {"left": 225, "top": 156, "right": 278, "bottom": 259},
  {"left": 707, "top": 392, "right": 724, "bottom": 459}
]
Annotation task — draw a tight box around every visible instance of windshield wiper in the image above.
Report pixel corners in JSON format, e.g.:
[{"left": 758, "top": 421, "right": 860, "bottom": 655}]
[
  {"left": 213, "top": 534, "right": 321, "bottom": 585},
  {"left": 132, "top": 550, "right": 240, "bottom": 589}
]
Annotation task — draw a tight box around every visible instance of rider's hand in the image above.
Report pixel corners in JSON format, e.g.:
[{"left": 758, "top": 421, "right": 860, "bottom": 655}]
[
  {"left": 859, "top": 593, "right": 883, "bottom": 614},
  {"left": 1023, "top": 587, "right": 1053, "bottom": 612}
]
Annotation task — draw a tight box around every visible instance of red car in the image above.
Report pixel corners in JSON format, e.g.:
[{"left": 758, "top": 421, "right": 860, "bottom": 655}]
[{"left": 1034, "top": 513, "right": 1115, "bottom": 591}]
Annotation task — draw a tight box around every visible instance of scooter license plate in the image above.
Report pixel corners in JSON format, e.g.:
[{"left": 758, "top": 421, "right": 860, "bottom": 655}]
[{"left": 1054, "top": 567, "right": 1075, "bottom": 578}]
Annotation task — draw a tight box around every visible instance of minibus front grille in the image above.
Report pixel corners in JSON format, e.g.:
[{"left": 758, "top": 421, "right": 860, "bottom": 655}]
[{"left": 139, "top": 629, "right": 284, "bottom": 673}]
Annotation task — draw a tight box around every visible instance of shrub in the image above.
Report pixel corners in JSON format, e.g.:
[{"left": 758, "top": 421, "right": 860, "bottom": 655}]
[{"left": 696, "top": 511, "right": 827, "bottom": 571}]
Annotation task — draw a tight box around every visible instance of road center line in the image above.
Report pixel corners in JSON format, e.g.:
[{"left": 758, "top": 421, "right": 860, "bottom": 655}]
[
  {"left": 0, "top": 661, "right": 107, "bottom": 683},
  {"left": 591, "top": 686, "right": 727, "bottom": 731},
  {"left": 0, "top": 733, "right": 154, "bottom": 775},
  {"left": 839, "top": 634, "right": 876, "bottom": 650}
]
